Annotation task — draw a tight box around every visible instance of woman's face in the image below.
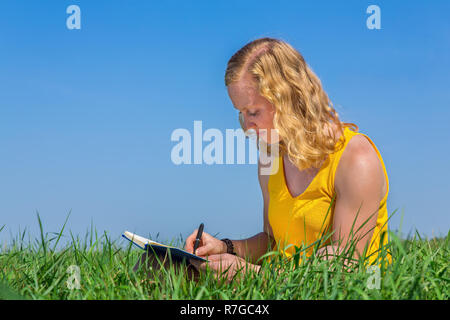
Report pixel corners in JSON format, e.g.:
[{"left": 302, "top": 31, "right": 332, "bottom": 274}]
[{"left": 227, "top": 73, "right": 278, "bottom": 144}]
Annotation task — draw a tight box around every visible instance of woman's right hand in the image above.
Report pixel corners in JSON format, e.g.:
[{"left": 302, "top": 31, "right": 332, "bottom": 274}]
[{"left": 184, "top": 230, "right": 226, "bottom": 257}]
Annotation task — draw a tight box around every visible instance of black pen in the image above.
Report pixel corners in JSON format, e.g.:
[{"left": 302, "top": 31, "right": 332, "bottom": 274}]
[{"left": 193, "top": 223, "right": 204, "bottom": 255}]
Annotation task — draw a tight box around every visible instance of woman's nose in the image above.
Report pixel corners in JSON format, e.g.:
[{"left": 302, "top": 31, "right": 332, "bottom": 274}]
[{"left": 239, "top": 112, "right": 253, "bottom": 131}]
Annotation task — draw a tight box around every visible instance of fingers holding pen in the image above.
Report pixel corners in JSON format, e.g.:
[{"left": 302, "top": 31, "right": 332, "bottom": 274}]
[
  {"left": 184, "top": 230, "right": 225, "bottom": 256},
  {"left": 184, "top": 229, "right": 197, "bottom": 253}
]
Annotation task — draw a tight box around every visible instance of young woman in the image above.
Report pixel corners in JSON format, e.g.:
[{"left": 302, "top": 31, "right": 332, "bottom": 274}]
[{"left": 185, "top": 37, "right": 390, "bottom": 282}]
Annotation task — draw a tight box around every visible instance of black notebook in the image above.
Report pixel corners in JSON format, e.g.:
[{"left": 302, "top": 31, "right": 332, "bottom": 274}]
[{"left": 122, "top": 231, "right": 208, "bottom": 262}]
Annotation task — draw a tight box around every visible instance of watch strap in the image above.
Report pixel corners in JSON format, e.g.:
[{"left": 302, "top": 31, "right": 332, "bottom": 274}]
[{"left": 221, "top": 238, "right": 236, "bottom": 255}]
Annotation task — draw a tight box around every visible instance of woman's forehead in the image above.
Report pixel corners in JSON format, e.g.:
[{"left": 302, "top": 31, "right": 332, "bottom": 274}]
[{"left": 228, "top": 82, "right": 258, "bottom": 110}]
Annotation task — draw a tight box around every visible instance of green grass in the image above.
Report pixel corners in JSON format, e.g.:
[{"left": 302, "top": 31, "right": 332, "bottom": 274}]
[{"left": 0, "top": 215, "right": 448, "bottom": 300}]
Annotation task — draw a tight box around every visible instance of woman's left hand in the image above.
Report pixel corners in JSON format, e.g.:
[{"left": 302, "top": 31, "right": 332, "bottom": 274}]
[{"left": 190, "top": 253, "right": 259, "bottom": 283}]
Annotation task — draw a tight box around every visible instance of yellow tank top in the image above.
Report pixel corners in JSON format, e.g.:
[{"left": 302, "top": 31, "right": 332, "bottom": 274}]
[{"left": 267, "top": 126, "right": 390, "bottom": 265}]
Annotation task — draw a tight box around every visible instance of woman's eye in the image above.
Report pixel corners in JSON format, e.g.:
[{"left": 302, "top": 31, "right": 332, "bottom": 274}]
[{"left": 248, "top": 110, "right": 259, "bottom": 117}]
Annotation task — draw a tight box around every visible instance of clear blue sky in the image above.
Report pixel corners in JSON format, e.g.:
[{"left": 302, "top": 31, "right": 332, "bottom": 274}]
[{"left": 0, "top": 0, "right": 449, "bottom": 247}]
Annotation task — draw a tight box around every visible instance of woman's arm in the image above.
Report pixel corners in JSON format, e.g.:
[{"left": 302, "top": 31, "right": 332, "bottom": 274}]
[
  {"left": 230, "top": 232, "right": 274, "bottom": 265},
  {"left": 185, "top": 158, "right": 276, "bottom": 263},
  {"left": 321, "top": 135, "right": 387, "bottom": 261}
]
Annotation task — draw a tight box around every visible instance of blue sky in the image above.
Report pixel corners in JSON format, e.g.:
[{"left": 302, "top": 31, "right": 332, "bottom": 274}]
[{"left": 0, "top": 0, "right": 449, "bottom": 247}]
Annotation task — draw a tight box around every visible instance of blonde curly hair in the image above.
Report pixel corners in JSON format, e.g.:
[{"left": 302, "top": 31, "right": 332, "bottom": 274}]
[{"left": 225, "top": 37, "right": 358, "bottom": 170}]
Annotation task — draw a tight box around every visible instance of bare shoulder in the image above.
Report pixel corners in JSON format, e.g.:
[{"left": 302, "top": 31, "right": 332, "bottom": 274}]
[
  {"left": 335, "top": 134, "right": 387, "bottom": 199},
  {"left": 342, "top": 134, "right": 380, "bottom": 165}
]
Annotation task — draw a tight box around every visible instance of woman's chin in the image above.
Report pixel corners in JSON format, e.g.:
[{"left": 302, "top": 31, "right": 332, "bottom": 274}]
[
  {"left": 258, "top": 133, "right": 281, "bottom": 145},
  {"left": 244, "top": 129, "right": 257, "bottom": 139},
  {"left": 245, "top": 128, "right": 281, "bottom": 146}
]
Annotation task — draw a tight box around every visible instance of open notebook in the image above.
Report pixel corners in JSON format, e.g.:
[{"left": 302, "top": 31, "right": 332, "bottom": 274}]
[{"left": 122, "top": 231, "right": 207, "bottom": 262}]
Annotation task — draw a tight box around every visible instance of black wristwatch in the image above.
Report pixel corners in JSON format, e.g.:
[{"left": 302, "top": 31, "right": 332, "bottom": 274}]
[{"left": 221, "top": 238, "right": 236, "bottom": 255}]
